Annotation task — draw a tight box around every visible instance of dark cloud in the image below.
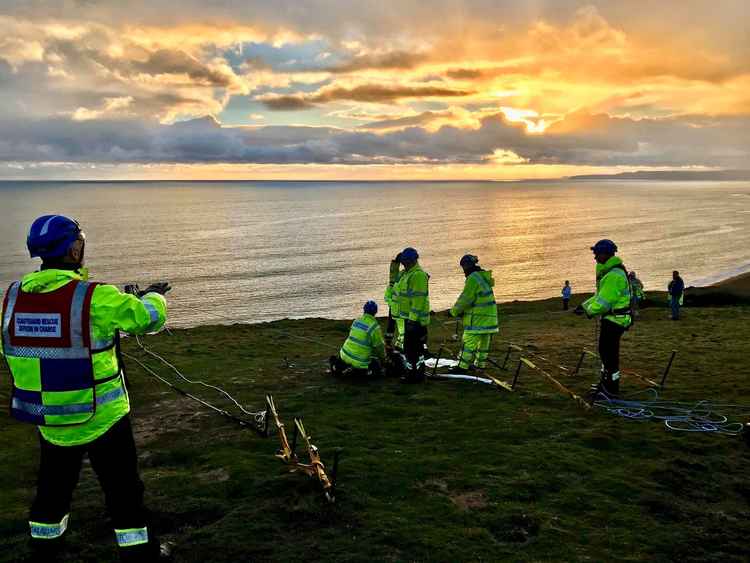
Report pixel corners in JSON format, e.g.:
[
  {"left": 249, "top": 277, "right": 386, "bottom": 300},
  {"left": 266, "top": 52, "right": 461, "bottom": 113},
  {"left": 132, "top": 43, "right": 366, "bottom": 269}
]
[
  {"left": 132, "top": 49, "right": 234, "bottom": 86},
  {"left": 261, "top": 96, "right": 317, "bottom": 110},
  {"left": 445, "top": 68, "right": 485, "bottom": 79},
  {"left": 328, "top": 51, "right": 428, "bottom": 73},
  {"left": 358, "top": 110, "right": 453, "bottom": 130},
  {"left": 1, "top": 111, "right": 747, "bottom": 168},
  {"left": 260, "top": 84, "right": 473, "bottom": 110}
]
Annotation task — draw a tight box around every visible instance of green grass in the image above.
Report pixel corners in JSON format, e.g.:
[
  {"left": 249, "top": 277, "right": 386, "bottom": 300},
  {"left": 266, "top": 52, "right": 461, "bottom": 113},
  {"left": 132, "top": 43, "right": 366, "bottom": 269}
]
[{"left": 2, "top": 296, "right": 750, "bottom": 562}]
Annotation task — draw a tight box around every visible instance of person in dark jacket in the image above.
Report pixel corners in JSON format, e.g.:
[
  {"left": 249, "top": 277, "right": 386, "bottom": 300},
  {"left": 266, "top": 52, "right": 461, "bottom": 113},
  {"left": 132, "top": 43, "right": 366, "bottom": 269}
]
[{"left": 668, "top": 270, "right": 684, "bottom": 320}]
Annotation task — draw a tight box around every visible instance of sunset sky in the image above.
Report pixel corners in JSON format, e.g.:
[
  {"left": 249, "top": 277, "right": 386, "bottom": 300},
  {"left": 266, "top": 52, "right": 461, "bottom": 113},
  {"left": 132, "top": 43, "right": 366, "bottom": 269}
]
[{"left": 0, "top": 0, "right": 748, "bottom": 180}]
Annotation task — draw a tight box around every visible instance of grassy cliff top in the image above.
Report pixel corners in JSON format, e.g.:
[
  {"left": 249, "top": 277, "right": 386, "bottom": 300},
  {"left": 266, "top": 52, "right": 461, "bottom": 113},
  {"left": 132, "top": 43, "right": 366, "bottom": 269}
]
[{"left": 1, "top": 280, "right": 750, "bottom": 562}]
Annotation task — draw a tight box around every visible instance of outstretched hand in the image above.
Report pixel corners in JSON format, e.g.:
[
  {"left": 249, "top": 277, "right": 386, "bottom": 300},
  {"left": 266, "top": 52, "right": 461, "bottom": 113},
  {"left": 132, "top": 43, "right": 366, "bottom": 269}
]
[
  {"left": 573, "top": 304, "right": 585, "bottom": 316},
  {"left": 124, "top": 283, "right": 141, "bottom": 296},
  {"left": 142, "top": 282, "right": 172, "bottom": 296}
]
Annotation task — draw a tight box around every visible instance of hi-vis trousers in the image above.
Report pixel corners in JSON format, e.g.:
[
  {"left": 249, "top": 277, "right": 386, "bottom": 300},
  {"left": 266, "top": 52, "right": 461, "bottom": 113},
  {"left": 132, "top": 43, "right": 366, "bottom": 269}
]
[{"left": 458, "top": 333, "right": 493, "bottom": 369}]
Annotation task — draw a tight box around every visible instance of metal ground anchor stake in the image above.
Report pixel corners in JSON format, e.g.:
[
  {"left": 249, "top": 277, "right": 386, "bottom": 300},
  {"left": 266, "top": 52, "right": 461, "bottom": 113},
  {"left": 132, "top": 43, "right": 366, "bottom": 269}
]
[
  {"left": 433, "top": 346, "right": 444, "bottom": 378},
  {"left": 660, "top": 350, "right": 677, "bottom": 388},
  {"left": 573, "top": 350, "right": 587, "bottom": 376},
  {"left": 511, "top": 358, "right": 524, "bottom": 389},
  {"left": 501, "top": 344, "right": 513, "bottom": 370}
]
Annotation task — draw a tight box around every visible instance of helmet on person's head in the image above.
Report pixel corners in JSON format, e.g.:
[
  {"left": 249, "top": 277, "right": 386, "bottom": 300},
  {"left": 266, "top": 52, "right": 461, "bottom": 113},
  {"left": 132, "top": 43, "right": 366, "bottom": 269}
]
[
  {"left": 363, "top": 300, "right": 378, "bottom": 315},
  {"left": 27, "top": 215, "right": 83, "bottom": 259},
  {"left": 590, "top": 239, "right": 617, "bottom": 255},
  {"left": 399, "top": 247, "right": 419, "bottom": 263},
  {"left": 460, "top": 254, "right": 478, "bottom": 268}
]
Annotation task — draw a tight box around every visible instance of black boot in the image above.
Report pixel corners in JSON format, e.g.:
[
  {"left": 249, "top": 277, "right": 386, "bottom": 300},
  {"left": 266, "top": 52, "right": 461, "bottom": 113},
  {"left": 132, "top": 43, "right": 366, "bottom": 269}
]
[{"left": 27, "top": 537, "right": 65, "bottom": 563}]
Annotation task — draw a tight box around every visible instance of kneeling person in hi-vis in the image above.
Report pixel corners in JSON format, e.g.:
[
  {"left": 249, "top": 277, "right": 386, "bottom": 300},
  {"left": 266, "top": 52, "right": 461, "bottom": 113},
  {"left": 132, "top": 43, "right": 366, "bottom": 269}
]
[
  {"left": 330, "top": 300, "right": 386, "bottom": 378},
  {"left": 449, "top": 255, "right": 499, "bottom": 373},
  {"left": 1, "top": 215, "right": 171, "bottom": 562}
]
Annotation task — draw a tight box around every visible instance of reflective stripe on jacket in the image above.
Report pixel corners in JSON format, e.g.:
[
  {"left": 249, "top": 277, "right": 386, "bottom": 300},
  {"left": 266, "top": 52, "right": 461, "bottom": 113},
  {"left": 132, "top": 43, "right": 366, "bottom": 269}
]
[
  {"left": 582, "top": 257, "right": 632, "bottom": 328},
  {"left": 395, "top": 264, "right": 430, "bottom": 327},
  {"left": 339, "top": 314, "right": 385, "bottom": 369},
  {"left": 450, "top": 269, "right": 499, "bottom": 334},
  {"left": 1, "top": 269, "right": 167, "bottom": 446}
]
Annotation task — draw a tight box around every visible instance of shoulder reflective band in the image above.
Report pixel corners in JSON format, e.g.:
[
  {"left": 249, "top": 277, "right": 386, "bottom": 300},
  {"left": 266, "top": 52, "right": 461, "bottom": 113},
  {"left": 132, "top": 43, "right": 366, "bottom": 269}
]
[
  {"left": 352, "top": 321, "right": 370, "bottom": 332},
  {"left": 115, "top": 527, "right": 149, "bottom": 547},
  {"left": 470, "top": 272, "right": 494, "bottom": 296},
  {"left": 30, "top": 514, "right": 69, "bottom": 539}
]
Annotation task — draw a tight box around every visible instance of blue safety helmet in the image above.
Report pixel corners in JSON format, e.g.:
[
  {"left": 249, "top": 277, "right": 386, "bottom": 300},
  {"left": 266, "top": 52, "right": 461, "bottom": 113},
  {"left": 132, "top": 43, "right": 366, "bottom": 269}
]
[
  {"left": 399, "top": 247, "right": 419, "bottom": 263},
  {"left": 27, "top": 215, "right": 83, "bottom": 259},
  {"left": 590, "top": 239, "right": 617, "bottom": 255},
  {"left": 460, "top": 254, "right": 478, "bottom": 267},
  {"left": 363, "top": 300, "right": 378, "bottom": 315}
]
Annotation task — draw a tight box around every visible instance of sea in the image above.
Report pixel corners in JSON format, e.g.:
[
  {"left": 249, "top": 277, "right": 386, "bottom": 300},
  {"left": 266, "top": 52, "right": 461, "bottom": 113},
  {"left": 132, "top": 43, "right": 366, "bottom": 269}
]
[{"left": 1, "top": 180, "right": 749, "bottom": 328}]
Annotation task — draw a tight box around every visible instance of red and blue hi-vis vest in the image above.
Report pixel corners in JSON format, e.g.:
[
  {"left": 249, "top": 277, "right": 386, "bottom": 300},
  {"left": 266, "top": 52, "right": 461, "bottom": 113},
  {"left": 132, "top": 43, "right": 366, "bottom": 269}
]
[{"left": 1, "top": 280, "right": 117, "bottom": 426}]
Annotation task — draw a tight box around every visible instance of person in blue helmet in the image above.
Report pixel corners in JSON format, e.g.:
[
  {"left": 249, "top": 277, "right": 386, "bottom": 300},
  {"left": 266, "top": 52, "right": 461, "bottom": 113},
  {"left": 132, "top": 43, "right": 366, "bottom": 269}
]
[
  {"left": 1, "top": 215, "right": 171, "bottom": 562},
  {"left": 392, "top": 248, "right": 430, "bottom": 383},
  {"left": 330, "top": 300, "right": 386, "bottom": 378},
  {"left": 574, "top": 239, "right": 632, "bottom": 397}
]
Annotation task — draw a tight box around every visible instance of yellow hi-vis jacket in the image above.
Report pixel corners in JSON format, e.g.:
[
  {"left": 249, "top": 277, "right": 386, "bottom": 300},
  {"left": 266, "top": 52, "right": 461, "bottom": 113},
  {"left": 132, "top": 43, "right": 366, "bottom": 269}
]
[
  {"left": 582, "top": 257, "right": 632, "bottom": 328},
  {"left": 1, "top": 269, "right": 167, "bottom": 446},
  {"left": 395, "top": 264, "right": 430, "bottom": 327},
  {"left": 450, "top": 269, "right": 499, "bottom": 334},
  {"left": 339, "top": 314, "right": 386, "bottom": 369},
  {"left": 384, "top": 259, "right": 403, "bottom": 317}
]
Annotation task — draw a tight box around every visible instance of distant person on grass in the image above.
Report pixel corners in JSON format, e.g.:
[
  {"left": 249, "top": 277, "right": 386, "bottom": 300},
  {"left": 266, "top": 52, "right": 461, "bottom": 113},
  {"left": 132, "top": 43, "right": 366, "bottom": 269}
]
[
  {"left": 1, "top": 215, "right": 171, "bottom": 562},
  {"left": 628, "top": 271, "right": 644, "bottom": 317},
  {"left": 574, "top": 239, "right": 632, "bottom": 398},
  {"left": 561, "top": 280, "right": 572, "bottom": 310},
  {"left": 668, "top": 270, "right": 685, "bottom": 320},
  {"left": 449, "top": 255, "right": 499, "bottom": 374},
  {"left": 330, "top": 300, "right": 386, "bottom": 378}
]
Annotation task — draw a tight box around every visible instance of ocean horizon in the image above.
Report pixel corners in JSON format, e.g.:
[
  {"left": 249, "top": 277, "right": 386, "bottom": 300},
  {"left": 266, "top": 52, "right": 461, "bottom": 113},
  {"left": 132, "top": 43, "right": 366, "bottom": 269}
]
[{"left": 2, "top": 179, "right": 749, "bottom": 328}]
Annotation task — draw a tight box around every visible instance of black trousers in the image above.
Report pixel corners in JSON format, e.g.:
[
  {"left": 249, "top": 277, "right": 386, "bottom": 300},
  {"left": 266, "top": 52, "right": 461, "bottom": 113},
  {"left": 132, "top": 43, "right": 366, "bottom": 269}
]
[
  {"left": 562, "top": 298, "right": 569, "bottom": 310},
  {"left": 598, "top": 319, "right": 626, "bottom": 394},
  {"left": 403, "top": 321, "right": 428, "bottom": 382},
  {"left": 30, "top": 415, "right": 158, "bottom": 560},
  {"left": 330, "top": 355, "right": 381, "bottom": 378}
]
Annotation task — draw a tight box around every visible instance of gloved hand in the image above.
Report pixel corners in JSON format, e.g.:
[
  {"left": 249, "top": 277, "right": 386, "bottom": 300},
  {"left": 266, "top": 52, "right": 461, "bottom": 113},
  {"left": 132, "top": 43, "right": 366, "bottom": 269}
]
[
  {"left": 394, "top": 252, "right": 402, "bottom": 262},
  {"left": 142, "top": 282, "right": 172, "bottom": 296},
  {"left": 573, "top": 304, "right": 585, "bottom": 316},
  {"left": 124, "top": 283, "right": 141, "bottom": 296}
]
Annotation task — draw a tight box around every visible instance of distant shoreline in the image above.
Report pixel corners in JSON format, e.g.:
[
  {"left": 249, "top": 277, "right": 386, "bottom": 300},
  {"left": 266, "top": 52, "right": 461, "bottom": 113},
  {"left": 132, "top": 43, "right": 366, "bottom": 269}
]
[{"left": 1, "top": 174, "right": 749, "bottom": 184}]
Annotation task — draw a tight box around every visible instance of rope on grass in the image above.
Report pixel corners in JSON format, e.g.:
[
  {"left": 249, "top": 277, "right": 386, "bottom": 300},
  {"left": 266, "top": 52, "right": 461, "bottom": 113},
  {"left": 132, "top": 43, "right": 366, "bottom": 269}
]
[
  {"left": 123, "top": 333, "right": 267, "bottom": 432},
  {"left": 592, "top": 390, "right": 748, "bottom": 435}
]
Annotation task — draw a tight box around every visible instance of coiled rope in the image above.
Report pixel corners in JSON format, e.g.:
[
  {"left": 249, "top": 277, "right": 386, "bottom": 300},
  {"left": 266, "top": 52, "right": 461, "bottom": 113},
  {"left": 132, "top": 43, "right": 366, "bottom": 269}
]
[{"left": 592, "top": 389, "right": 748, "bottom": 435}]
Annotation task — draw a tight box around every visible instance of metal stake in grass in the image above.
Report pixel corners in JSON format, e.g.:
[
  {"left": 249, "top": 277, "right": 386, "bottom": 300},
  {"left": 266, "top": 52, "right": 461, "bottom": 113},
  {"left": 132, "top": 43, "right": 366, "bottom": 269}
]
[
  {"left": 501, "top": 343, "right": 523, "bottom": 370},
  {"left": 573, "top": 349, "right": 599, "bottom": 376},
  {"left": 660, "top": 350, "right": 677, "bottom": 388}
]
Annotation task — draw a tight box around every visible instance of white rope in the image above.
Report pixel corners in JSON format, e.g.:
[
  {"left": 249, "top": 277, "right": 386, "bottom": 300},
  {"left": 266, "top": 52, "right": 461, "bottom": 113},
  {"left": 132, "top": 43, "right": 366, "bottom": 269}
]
[{"left": 134, "top": 334, "right": 266, "bottom": 427}]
